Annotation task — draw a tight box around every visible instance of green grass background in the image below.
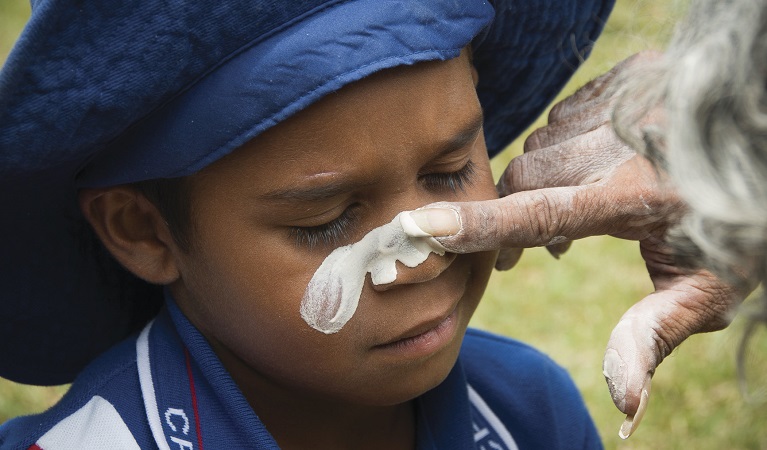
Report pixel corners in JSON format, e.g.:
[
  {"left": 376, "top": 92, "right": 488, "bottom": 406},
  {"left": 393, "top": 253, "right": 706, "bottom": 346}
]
[{"left": 2, "top": 1, "right": 766, "bottom": 448}]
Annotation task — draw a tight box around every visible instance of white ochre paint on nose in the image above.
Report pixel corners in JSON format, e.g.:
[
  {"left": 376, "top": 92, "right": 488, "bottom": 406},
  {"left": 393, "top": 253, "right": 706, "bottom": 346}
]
[{"left": 300, "top": 211, "right": 446, "bottom": 334}]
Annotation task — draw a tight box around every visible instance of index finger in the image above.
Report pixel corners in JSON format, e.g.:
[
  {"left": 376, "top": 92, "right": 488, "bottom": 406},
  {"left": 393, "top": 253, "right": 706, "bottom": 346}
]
[{"left": 405, "top": 183, "right": 619, "bottom": 254}]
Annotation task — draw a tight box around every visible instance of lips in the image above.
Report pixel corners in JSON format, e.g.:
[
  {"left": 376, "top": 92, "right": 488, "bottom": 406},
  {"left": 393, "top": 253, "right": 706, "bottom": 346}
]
[
  {"left": 369, "top": 258, "right": 473, "bottom": 357},
  {"left": 372, "top": 305, "right": 459, "bottom": 359}
]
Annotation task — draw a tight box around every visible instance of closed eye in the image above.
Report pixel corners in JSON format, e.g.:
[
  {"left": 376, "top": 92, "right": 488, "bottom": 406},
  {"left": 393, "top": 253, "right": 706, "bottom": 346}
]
[
  {"left": 289, "top": 161, "right": 476, "bottom": 250},
  {"left": 289, "top": 205, "right": 360, "bottom": 249},
  {"left": 419, "top": 160, "right": 476, "bottom": 193}
]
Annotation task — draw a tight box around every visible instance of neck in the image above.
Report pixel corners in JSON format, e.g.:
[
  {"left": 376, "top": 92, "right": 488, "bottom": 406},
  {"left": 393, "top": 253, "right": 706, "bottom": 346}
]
[
  {"left": 211, "top": 340, "right": 417, "bottom": 450},
  {"left": 250, "top": 384, "right": 416, "bottom": 450}
]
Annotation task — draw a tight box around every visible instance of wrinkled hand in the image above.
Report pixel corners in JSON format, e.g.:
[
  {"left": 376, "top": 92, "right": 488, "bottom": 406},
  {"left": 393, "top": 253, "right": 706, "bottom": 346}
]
[{"left": 405, "top": 53, "right": 748, "bottom": 438}]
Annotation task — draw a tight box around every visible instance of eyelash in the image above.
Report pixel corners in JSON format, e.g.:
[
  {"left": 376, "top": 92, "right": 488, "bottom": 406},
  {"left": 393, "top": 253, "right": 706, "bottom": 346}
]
[
  {"left": 290, "top": 206, "right": 359, "bottom": 249},
  {"left": 419, "top": 160, "right": 476, "bottom": 193},
  {"left": 290, "top": 160, "right": 476, "bottom": 248}
]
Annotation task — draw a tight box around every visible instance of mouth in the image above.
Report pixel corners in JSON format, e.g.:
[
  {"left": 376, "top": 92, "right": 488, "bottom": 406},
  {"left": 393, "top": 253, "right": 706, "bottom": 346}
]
[{"left": 372, "top": 306, "right": 459, "bottom": 358}]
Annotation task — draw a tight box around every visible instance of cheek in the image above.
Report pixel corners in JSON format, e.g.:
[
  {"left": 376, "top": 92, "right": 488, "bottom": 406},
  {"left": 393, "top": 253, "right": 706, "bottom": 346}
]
[
  {"left": 176, "top": 238, "right": 370, "bottom": 386},
  {"left": 468, "top": 250, "right": 498, "bottom": 294},
  {"left": 175, "top": 225, "right": 324, "bottom": 350}
]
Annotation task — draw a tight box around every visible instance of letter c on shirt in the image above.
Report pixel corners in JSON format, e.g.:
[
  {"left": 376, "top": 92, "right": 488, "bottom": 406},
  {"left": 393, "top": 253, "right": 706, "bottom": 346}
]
[{"left": 164, "top": 407, "right": 190, "bottom": 434}]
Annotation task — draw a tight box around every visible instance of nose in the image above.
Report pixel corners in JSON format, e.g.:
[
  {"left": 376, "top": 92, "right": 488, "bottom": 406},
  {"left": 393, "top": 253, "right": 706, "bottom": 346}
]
[
  {"left": 366, "top": 185, "right": 459, "bottom": 291},
  {"left": 371, "top": 248, "right": 457, "bottom": 292}
]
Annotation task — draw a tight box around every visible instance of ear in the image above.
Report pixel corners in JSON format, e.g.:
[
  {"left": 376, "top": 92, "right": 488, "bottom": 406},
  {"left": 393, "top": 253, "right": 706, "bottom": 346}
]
[{"left": 78, "top": 186, "right": 180, "bottom": 284}]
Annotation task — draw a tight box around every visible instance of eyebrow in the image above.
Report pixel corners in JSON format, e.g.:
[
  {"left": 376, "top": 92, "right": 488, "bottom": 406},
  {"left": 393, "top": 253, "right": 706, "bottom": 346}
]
[
  {"left": 260, "top": 111, "right": 485, "bottom": 203},
  {"left": 437, "top": 110, "right": 484, "bottom": 158},
  {"left": 260, "top": 177, "right": 376, "bottom": 203}
]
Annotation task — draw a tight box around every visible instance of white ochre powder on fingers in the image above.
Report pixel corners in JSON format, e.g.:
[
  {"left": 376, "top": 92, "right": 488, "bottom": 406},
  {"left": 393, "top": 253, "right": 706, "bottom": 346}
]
[{"left": 300, "top": 211, "right": 446, "bottom": 334}]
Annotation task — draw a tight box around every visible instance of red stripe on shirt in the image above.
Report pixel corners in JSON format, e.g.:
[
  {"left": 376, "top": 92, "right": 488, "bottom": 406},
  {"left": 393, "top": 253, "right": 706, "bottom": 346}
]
[{"left": 184, "top": 347, "right": 204, "bottom": 450}]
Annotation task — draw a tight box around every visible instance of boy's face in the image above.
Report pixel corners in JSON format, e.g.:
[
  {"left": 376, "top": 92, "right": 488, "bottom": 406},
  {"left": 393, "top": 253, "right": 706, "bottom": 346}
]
[{"left": 170, "top": 51, "right": 499, "bottom": 406}]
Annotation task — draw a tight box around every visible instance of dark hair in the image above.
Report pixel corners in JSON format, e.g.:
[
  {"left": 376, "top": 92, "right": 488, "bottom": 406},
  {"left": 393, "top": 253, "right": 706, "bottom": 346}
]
[
  {"left": 67, "top": 177, "right": 191, "bottom": 338},
  {"left": 135, "top": 176, "right": 194, "bottom": 252}
]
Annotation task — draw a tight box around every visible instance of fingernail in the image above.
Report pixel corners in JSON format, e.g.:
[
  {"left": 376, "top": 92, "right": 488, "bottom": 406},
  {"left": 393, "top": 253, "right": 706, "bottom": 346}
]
[
  {"left": 602, "top": 348, "right": 627, "bottom": 412},
  {"left": 619, "top": 375, "right": 652, "bottom": 440},
  {"left": 401, "top": 208, "right": 461, "bottom": 237}
]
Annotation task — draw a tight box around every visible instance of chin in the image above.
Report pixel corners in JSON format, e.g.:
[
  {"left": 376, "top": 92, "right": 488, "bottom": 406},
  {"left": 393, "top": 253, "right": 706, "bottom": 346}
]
[{"left": 356, "top": 325, "right": 467, "bottom": 407}]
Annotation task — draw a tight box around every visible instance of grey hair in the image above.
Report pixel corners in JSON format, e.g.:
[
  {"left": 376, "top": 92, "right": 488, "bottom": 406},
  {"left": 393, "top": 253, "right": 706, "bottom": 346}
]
[{"left": 612, "top": 0, "right": 767, "bottom": 398}]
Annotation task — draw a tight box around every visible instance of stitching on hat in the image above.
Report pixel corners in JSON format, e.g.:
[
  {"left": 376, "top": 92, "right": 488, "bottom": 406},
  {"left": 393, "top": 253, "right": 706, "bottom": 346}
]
[
  {"left": 168, "top": 0, "right": 355, "bottom": 104},
  {"left": 173, "top": 46, "right": 462, "bottom": 177},
  {"left": 91, "top": 0, "right": 356, "bottom": 168}
]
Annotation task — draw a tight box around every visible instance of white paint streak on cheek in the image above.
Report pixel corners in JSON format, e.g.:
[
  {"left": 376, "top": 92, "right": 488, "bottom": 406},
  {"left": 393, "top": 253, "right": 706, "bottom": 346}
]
[{"left": 300, "top": 211, "right": 446, "bottom": 334}]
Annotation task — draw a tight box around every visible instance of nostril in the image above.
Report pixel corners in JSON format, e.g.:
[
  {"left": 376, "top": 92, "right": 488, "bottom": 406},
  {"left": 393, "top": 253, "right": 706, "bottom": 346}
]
[{"left": 372, "top": 253, "right": 456, "bottom": 291}]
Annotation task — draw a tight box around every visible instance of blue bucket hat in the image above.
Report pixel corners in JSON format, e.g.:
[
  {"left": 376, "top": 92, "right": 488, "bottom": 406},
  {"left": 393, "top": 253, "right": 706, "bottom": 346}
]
[{"left": 0, "top": 0, "right": 614, "bottom": 385}]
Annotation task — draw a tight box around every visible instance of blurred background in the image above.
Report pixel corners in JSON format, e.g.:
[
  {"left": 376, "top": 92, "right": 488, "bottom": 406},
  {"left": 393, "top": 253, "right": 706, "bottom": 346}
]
[{"left": 2, "top": 1, "right": 766, "bottom": 448}]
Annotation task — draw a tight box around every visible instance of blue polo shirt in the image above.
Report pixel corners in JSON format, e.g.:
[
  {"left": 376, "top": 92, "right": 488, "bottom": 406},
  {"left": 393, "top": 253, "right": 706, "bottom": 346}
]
[{"left": 0, "top": 298, "right": 601, "bottom": 449}]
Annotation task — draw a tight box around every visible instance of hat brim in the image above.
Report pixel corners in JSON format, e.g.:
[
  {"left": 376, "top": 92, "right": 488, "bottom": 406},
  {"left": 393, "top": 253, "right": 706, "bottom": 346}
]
[{"left": 0, "top": 0, "right": 614, "bottom": 385}]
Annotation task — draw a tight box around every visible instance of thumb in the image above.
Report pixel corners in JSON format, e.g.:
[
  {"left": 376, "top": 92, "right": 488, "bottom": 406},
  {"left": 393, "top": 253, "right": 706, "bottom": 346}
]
[
  {"left": 603, "top": 273, "right": 742, "bottom": 439},
  {"left": 603, "top": 295, "right": 663, "bottom": 440}
]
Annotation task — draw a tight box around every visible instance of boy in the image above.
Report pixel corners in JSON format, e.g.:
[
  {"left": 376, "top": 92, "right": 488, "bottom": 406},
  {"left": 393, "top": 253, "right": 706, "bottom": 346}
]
[{"left": 0, "top": 0, "right": 612, "bottom": 448}]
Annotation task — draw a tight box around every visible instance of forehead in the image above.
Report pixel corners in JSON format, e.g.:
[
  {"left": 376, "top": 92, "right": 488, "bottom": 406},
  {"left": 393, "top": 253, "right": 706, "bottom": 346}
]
[{"left": 193, "top": 52, "right": 481, "bottom": 185}]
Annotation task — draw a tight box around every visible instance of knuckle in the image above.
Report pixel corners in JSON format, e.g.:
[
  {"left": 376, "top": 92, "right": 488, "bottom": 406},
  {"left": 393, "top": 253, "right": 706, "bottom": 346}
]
[
  {"left": 521, "top": 191, "right": 560, "bottom": 245},
  {"left": 507, "top": 156, "right": 528, "bottom": 193},
  {"left": 523, "top": 127, "right": 545, "bottom": 152},
  {"left": 650, "top": 328, "right": 674, "bottom": 363},
  {"left": 496, "top": 170, "right": 511, "bottom": 197},
  {"left": 548, "top": 101, "right": 570, "bottom": 122},
  {"left": 686, "top": 281, "right": 740, "bottom": 331},
  {"left": 653, "top": 281, "right": 740, "bottom": 354},
  {"left": 580, "top": 74, "right": 611, "bottom": 100},
  {"left": 458, "top": 200, "right": 504, "bottom": 249}
]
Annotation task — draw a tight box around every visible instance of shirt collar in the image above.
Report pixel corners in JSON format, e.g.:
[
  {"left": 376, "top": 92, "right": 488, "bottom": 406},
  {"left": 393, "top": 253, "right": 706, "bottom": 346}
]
[{"left": 136, "top": 293, "right": 490, "bottom": 449}]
